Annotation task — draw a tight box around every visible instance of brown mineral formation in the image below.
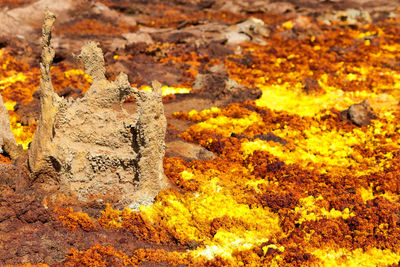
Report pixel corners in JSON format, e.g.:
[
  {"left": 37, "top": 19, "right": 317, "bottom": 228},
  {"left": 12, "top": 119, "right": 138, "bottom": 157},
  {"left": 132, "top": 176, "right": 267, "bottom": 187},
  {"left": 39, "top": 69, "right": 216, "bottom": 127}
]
[{"left": 28, "top": 11, "right": 169, "bottom": 207}]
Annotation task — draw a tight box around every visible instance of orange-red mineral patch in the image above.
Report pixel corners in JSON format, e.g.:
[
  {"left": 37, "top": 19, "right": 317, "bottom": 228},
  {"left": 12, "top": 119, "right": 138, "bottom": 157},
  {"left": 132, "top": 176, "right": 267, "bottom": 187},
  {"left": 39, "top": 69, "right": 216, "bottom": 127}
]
[{"left": 55, "top": 19, "right": 137, "bottom": 36}]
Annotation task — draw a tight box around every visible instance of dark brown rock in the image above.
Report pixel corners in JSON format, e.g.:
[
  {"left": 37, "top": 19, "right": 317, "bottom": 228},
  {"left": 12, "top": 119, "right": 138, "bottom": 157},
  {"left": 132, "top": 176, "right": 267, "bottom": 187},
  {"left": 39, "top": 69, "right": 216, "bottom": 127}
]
[
  {"left": 302, "top": 78, "right": 325, "bottom": 94},
  {"left": 192, "top": 64, "right": 262, "bottom": 104},
  {"left": 230, "top": 132, "right": 249, "bottom": 140},
  {"left": 231, "top": 132, "right": 288, "bottom": 146},
  {"left": 254, "top": 133, "right": 289, "bottom": 146}
]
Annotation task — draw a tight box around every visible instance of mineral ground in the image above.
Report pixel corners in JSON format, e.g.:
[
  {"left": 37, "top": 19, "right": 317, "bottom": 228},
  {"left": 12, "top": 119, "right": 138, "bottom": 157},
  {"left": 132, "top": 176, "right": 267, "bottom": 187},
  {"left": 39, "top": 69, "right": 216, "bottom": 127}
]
[{"left": 1, "top": 0, "right": 400, "bottom": 266}]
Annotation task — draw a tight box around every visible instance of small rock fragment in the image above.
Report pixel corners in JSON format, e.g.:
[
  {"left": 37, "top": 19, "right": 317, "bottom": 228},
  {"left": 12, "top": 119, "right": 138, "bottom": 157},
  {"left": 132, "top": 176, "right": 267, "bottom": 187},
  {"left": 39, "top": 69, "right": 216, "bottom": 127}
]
[
  {"left": 230, "top": 133, "right": 249, "bottom": 140},
  {"left": 225, "top": 32, "right": 251, "bottom": 45},
  {"left": 122, "top": 32, "right": 154, "bottom": 45},
  {"left": 226, "top": 17, "right": 269, "bottom": 45},
  {"left": 322, "top": 9, "right": 372, "bottom": 26},
  {"left": 341, "top": 100, "right": 377, "bottom": 126},
  {"left": 231, "top": 132, "right": 288, "bottom": 146},
  {"left": 254, "top": 133, "right": 289, "bottom": 146},
  {"left": 302, "top": 78, "right": 325, "bottom": 94}
]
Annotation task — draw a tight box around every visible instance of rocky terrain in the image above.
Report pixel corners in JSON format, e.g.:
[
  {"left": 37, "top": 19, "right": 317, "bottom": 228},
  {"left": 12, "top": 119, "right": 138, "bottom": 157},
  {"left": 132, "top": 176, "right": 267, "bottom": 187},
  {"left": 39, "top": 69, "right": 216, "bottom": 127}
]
[{"left": 1, "top": 0, "right": 400, "bottom": 266}]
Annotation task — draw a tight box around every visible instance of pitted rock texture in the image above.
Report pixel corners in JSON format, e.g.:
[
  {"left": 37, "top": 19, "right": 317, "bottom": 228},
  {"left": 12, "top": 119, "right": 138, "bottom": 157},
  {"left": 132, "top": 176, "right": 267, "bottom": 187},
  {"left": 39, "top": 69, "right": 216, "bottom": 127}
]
[{"left": 28, "top": 11, "right": 168, "bottom": 207}]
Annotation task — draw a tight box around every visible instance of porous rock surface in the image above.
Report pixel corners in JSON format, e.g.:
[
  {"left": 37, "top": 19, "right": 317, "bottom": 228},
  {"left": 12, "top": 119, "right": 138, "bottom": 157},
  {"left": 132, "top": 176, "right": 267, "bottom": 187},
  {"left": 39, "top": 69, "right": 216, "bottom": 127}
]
[{"left": 28, "top": 11, "right": 168, "bottom": 207}]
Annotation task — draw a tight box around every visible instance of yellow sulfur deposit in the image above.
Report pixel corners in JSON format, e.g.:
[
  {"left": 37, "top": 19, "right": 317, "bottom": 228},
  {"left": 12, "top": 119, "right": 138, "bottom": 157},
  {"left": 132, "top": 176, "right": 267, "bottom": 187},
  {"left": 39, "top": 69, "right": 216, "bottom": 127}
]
[
  {"left": 140, "top": 84, "right": 191, "bottom": 96},
  {"left": 64, "top": 69, "right": 93, "bottom": 83},
  {"left": 294, "top": 196, "right": 355, "bottom": 224},
  {"left": 140, "top": 173, "right": 282, "bottom": 258}
]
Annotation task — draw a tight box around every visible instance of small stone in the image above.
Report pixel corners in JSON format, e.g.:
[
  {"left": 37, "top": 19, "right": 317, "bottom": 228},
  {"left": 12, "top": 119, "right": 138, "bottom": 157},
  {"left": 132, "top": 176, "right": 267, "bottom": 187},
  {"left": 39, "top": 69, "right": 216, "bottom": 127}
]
[
  {"left": 225, "top": 32, "right": 251, "bottom": 45},
  {"left": 302, "top": 78, "right": 324, "bottom": 94},
  {"left": 186, "top": 239, "right": 200, "bottom": 250},
  {"left": 122, "top": 32, "right": 154, "bottom": 45},
  {"left": 254, "top": 133, "right": 289, "bottom": 146},
  {"left": 225, "top": 17, "right": 269, "bottom": 45},
  {"left": 341, "top": 100, "right": 377, "bottom": 126}
]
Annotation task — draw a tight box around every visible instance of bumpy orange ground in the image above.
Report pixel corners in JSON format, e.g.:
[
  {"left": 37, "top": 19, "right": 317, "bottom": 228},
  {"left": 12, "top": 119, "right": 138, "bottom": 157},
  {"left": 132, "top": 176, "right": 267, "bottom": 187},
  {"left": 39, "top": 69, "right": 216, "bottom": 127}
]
[{"left": 3, "top": 13, "right": 400, "bottom": 267}]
